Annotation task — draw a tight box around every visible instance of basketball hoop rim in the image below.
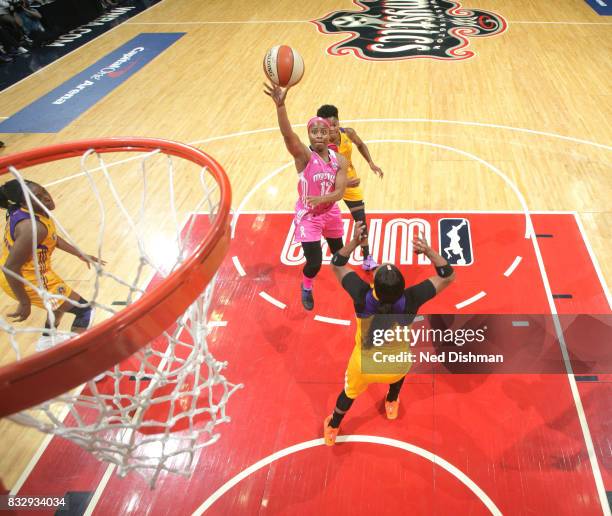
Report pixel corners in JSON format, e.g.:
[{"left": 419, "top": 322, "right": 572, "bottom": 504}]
[{"left": 0, "top": 137, "right": 232, "bottom": 417}]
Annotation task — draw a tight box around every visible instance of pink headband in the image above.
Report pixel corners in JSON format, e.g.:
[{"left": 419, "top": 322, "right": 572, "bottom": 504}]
[{"left": 307, "top": 116, "right": 330, "bottom": 129}]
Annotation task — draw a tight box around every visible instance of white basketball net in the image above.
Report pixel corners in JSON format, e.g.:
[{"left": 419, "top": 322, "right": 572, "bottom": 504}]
[{"left": 0, "top": 146, "right": 241, "bottom": 486}]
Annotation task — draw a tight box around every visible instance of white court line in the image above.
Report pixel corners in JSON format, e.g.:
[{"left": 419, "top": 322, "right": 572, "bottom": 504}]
[
  {"left": 503, "top": 256, "right": 522, "bottom": 277},
  {"left": 367, "top": 139, "right": 535, "bottom": 238},
  {"left": 9, "top": 386, "right": 84, "bottom": 494},
  {"left": 230, "top": 139, "right": 537, "bottom": 242},
  {"left": 512, "top": 321, "right": 530, "bottom": 327},
  {"left": 529, "top": 225, "right": 611, "bottom": 515},
  {"left": 341, "top": 119, "right": 612, "bottom": 152},
  {"left": 208, "top": 321, "right": 228, "bottom": 328},
  {"left": 190, "top": 118, "right": 612, "bottom": 152},
  {"left": 259, "top": 291, "right": 286, "bottom": 309},
  {"left": 455, "top": 291, "right": 487, "bottom": 309},
  {"left": 43, "top": 151, "right": 157, "bottom": 188},
  {"left": 314, "top": 315, "right": 351, "bottom": 326},
  {"left": 231, "top": 256, "right": 246, "bottom": 277},
  {"left": 0, "top": 0, "right": 168, "bottom": 96},
  {"left": 84, "top": 465, "right": 115, "bottom": 516},
  {"left": 573, "top": 213, "right": 612, "bottom": 310},
  {"left": 192, "top": 435, "right": 502, "bottom": 515}
]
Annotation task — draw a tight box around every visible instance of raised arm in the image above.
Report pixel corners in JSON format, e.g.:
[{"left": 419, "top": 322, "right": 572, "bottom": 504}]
[
  {"left": 412, "top": 234, "right": 455, "bottom": 294},
  {"left": 330, "top": 221, "right": 367, "bottom": 284},
  {"left": 344, "top": 127, "right": 384, "bottom": 178},
  {"left": 57, "top": 236, "right": 106, "bottom": 269},
  {"left": 263, "top": 82, "right": 310, "bottom": 170}
]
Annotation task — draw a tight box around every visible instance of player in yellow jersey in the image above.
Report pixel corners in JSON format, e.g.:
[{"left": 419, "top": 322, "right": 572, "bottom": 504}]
[
  {"left": 317, "top": 104, "right": 383, "bottom": 271},
  {"left": 0, "top": 179, "right": 105, "bottom": 350},
  {"left": 323, "top": 222, "right": 455, "bottom": 445}
]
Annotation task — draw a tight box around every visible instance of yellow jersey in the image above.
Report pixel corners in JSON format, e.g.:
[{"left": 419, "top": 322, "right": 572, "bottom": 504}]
[
  {"left": 337, "top": 129, "right": 364, "bottom": 202},
  {"left": 0, "top": 207, "right": 71, "bottom": 309},
  {"left": 0, "top": 207, "right": 57, "bottom": 276}
]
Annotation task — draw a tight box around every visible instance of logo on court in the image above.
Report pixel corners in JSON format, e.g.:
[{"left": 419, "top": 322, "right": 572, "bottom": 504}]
[
  {"left": 312, "top": 0, "right": 507, "bottom": 61},
  {"left": 439, "top": 218, "right": 473, "bottom": 265}
]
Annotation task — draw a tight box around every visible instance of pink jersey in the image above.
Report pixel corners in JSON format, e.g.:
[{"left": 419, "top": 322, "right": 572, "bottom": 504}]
[{"left": 295, "top": 149, "right": 340, "bottom": 218}]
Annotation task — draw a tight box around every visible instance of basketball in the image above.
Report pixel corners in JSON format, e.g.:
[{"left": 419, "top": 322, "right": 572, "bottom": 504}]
[{"left": 263, "top": 45, "right": 305, "bottom": 88}]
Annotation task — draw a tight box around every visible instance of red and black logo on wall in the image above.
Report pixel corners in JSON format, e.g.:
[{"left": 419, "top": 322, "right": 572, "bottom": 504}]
[{"left": 312, "top": 0, "right": 507, "bottom": 61}]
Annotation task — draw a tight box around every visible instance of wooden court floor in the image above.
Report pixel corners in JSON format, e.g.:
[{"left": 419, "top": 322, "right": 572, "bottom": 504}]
[{"left": 0, "top": 0, "right": 610, "bottom": 513}]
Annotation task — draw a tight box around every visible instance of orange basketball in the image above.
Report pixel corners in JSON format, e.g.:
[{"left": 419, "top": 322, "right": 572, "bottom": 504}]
[{"left": 263, "top": 45, "right": 305, "bottom": 88}]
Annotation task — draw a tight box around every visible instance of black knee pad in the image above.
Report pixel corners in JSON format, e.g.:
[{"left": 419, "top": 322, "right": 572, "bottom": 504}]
[
  {"left": 68, "top": 299, "right": 93, "bottom": 329},
  {"left": 302, "top": 242, "right": 323, "bottom": 278}
]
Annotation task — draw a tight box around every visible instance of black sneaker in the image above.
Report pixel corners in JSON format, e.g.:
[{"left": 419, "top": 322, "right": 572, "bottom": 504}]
[{"left": 301, "top": 284, "right": 314, "bottom": 311}]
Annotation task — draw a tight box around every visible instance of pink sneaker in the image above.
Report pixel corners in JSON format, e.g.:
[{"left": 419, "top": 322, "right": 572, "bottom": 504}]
[{"left": 362, "top": 255, "right": 378, "bottom": 271}]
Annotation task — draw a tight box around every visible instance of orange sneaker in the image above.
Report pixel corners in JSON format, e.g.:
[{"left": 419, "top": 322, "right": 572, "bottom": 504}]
[
  {"left": 323, "top": 415, "right": 339, "bottom": 446},
  {"left": 385, "top": 398, "right": 400, "bottom": 420}
]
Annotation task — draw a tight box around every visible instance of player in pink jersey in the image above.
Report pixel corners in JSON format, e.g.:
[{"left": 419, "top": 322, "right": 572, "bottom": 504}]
[{"left": 265, "top": 82, "right": 348, "bottom": 310}]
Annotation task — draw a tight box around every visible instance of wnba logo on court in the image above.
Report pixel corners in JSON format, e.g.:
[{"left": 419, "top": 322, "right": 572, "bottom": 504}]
[
  {"left": 439, "top": 218, "right": 473, "bottom": 265},
  {"left": 312, "top": 0, "right": 507, "bottom": 61},
  {"left": 281, "top": 217, "right": 435, "bottom": 266}
]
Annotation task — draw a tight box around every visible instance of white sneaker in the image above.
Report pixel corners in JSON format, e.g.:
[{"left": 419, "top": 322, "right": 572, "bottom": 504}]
[{"left": 35, "top": 333, "right": 71, "bottom": 352}]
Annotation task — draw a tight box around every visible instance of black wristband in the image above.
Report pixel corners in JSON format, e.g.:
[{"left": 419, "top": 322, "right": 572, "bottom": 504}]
[
  {"left": 436, "top": 264, "right": 453, "bottom": 277},
  {"left": 331, "top": 252, "right": 350, "bottom": 266}
]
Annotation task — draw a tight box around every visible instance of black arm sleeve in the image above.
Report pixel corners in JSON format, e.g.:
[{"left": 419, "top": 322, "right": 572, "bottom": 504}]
[
  {"left": 341, "top": 272, "right": 370, "bottom": 310},
  {"left": 404, "top": 279, "right": 437, "bottom": 312}
]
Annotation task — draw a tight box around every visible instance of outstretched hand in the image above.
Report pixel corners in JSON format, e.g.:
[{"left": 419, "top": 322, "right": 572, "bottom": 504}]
[
  {"left": 80, "top": 254, "right": 107, "bottom": 269},
  {"left": 8, "top": 301, "right": 31, "bottom": 322},
  {"left": 370, "top": 163, "right": 384, "bottom": 178},
  {"left": 412, "top": 232, "right": 431, "bottom": 255},
  {"left": 263, "top": 82, "right": 288, "bottom": 107}
]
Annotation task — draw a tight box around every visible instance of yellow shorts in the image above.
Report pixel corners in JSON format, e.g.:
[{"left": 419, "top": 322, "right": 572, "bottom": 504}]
[
  {"left": 0, "top": 270, "right": 73, "bottom": 311},
  {"left": 343, "top": 184, "right": 364, "bottom": 203},
  {"left": 343, "top": 166, "right": 364, "bottom": 202},
  {"left": 344, "top": 344, "right": 408, "bottom": 399}
]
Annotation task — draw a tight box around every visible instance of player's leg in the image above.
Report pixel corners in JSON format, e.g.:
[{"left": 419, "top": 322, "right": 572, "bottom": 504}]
[
  {"left": 324, "top": 236, "right": 343, "bottom": 254},
  {"left": 321, "top": 204, "right": 344, "bottom": 255},
  {"left": 323, "top": 359, "right": 367, "bottom": 446},
  {"left": 301, "top": 241, "right": 322, "bottom": 310},
  {"left": 37, "top": 274, "right": 91, "bottom": 349},
  {"left": 324, "top": 389, "right": 355, "bottom": 445},
  {"left": 384, "top": 376, "right": 406, "bottom": 420},
  {"left": 344, "top": 199, "right": 377, "bottom": 270},
  {"left": 59, "top": 290, "right": 93, "bottom": 334},
  {"left": 295, "top": 213, "right": 325, "bottom": 310}
]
